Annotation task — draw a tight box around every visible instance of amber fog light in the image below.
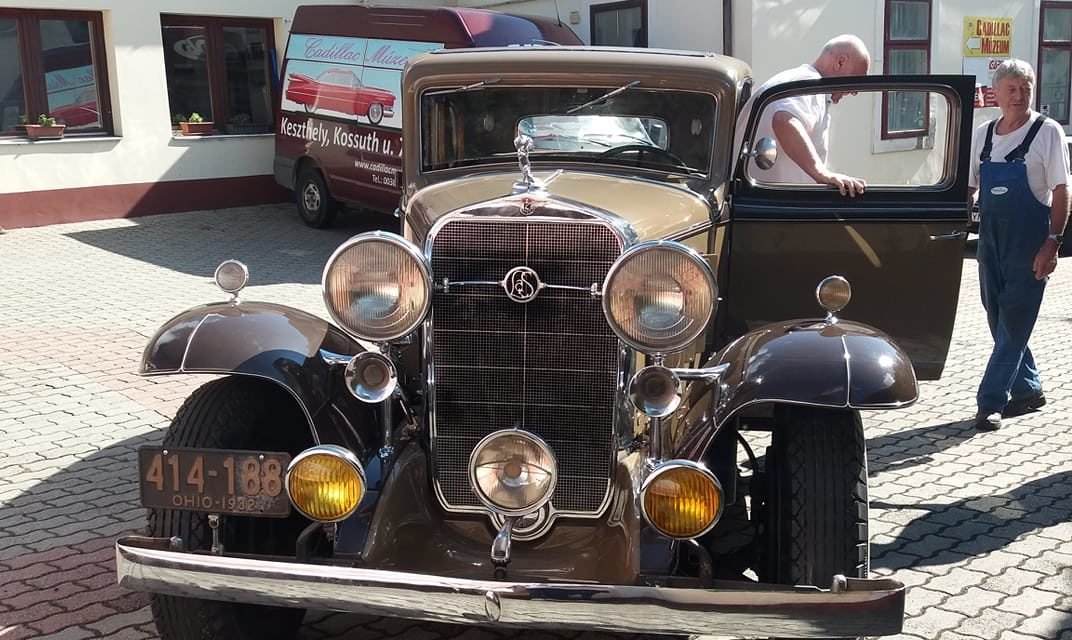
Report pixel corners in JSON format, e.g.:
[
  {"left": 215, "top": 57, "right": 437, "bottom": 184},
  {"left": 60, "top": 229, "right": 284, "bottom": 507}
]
[
  {"left": 641, "top": 460, "right": 723, "bottom": 539},
  {"left": 469, "top": 430, "right": 557, "bottom": 516},
  {"left": 286, "top": 445, "right": 366, "bottom": 522}
]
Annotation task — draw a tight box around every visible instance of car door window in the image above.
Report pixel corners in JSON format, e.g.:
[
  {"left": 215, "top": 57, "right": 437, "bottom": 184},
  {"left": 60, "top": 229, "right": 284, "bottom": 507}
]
[{"left": 726, "top": 76, "right": 974, "bottom": 380}]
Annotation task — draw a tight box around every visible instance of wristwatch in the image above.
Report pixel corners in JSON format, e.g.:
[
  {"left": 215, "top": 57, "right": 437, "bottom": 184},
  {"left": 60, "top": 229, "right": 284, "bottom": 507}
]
[{"left": 1048, "top": 232, "right": 1064, "bottom": 246}]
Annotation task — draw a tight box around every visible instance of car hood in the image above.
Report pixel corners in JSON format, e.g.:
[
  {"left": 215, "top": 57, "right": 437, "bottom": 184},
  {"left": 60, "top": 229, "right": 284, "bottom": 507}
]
[{"left": 404, "top": 170, "right": 713, "bottom": 245}]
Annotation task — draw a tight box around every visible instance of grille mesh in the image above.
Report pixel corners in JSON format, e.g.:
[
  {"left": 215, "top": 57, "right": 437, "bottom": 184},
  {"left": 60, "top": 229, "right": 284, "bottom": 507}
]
[{"left": 430, "top": 219, "right": 620, "bottom": 513}]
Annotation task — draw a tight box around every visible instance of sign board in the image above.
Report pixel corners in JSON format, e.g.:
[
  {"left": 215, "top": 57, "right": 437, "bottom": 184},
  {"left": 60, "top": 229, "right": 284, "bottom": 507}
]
[
  {"left": 963, "top": 57, "right": 1006, "bottom": 108},
  {"left": 963, "top": 17, "right": 1012, "bottom": 57}
]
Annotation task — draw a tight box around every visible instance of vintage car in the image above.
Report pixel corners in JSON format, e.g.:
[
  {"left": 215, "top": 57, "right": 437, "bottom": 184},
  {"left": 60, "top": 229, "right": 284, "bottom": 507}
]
[
  {"left": 116, "top": 47, "right": 975, "bottom": 639},
  {"left": 285, "top": 69, "right": 396, "bottom": 124}
]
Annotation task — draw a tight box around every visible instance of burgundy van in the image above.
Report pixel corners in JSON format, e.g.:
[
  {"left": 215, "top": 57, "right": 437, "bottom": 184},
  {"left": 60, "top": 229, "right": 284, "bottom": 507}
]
[{"left": 273, "top": 4, "right": 582, "bottom": 227}]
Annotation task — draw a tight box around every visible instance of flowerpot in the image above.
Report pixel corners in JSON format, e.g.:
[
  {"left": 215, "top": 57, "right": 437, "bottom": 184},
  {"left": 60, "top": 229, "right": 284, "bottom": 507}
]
[
  {"left": 24, "top": 124, "right": 66, "bottom": 140},
  {"left": 180, "top": 121, "right": 214, "bottom": 136}
]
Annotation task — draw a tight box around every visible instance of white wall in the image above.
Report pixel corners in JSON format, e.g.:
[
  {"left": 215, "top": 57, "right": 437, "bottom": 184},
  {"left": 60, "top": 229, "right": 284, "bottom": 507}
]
[{"left": 0, "top": 0, "right": 356, "bottom": 195}]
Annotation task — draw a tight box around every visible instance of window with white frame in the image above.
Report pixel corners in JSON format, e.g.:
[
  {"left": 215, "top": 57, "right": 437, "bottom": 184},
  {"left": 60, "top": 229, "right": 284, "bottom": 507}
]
[
  {"left": 160, "top": 15, "right": 277, "bottom": 134},
  {"left": 0, "top": 9, "right": 111, "bottom": 136},
  {"left": 882, "top": 0, "right": 931, "bottom": 139},
  {"left": 590, "top": 0, "right": 647, "bottom": 47},
  {"left": 1038, "top": 1, "right": 1071, "bottom": 124}
]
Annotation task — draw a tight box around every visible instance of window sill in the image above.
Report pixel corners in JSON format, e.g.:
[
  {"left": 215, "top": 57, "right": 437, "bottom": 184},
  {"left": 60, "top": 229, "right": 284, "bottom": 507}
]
[
  {"left": 0, "top": 134, "right": 121, "bottom": 146},
  {"left": 170, "top": 132, "right": 274, "bottom": 141}
]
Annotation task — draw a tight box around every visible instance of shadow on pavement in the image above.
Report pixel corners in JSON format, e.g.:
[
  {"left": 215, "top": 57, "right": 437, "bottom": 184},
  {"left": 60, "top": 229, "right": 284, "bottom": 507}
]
[
  {"left": 866, "top": 419, "right": 979, "bottom": 477},
  {"left": 870, "top": 470, "right": 1072, "bottom": 570},
  {"left": 62, "top": 205, "right": 398, "bottom": 286}
]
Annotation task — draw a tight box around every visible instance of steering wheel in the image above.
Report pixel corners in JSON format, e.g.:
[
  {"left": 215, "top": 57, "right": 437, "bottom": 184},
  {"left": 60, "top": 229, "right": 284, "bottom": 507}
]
[{"left": 596, "top": 144, "right": 687, "bottom": 168}]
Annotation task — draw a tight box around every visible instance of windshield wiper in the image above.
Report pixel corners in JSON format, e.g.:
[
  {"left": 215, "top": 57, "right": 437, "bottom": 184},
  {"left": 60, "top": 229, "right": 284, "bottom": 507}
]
[
  {"left": 425, "top": 77, "right": 502, "bottom": 97},
  {"left": 566, "top": 80, "right": 640, "bottom": 114}
]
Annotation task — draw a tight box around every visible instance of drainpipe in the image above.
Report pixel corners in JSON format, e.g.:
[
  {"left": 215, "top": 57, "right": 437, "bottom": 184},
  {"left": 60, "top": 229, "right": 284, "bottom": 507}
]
[{"left": 722, "top": 0, "right": 733, "bottom": 56}]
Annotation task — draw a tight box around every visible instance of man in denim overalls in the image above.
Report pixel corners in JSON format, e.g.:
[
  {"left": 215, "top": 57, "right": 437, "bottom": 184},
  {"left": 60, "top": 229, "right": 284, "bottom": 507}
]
[{"left": 968, "top": 59, "right": 1070, "bottom": 431}]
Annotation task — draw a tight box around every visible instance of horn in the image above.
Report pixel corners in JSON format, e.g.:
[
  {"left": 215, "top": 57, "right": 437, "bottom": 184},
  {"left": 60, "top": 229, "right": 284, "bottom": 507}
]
[
  {"left": 628, "top": 365, "right": 682, "bottom": 418},
  {"left": 344, "top": 352, "right": 398, "bottom": 404}
]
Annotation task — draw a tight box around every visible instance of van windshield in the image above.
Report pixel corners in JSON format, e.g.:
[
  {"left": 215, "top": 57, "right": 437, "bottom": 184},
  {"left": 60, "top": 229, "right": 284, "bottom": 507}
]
[{"left": 420, "top": 86, "right": 716, "bottom": 176}]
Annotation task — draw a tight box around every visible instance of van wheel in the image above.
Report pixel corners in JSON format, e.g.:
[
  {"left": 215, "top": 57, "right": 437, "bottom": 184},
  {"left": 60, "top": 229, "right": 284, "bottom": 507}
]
[
  {"left": 296, "top": 168, "right": 337, "bottom": 228},
  {"left": 147, "top": 378, "right": 310, "bottom": 640},
  {"left": 760, "top": 406, "right": 868, "bottom": 639},
  {"left": 367, "top": 103, "right": 384, "bottom": 125}
]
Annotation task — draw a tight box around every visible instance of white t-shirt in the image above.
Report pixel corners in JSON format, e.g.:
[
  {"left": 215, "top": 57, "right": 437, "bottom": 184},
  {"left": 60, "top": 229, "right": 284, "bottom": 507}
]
[
  {"left": 735, "top": 64, "right": 829, "bottom": 184},
  {"left": 968, "top": 111, "right": 1070, "bottom": 207}
]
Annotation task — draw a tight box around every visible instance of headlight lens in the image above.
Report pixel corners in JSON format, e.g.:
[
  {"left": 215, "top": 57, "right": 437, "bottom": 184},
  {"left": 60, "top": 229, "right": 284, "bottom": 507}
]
[
  {"left": 469, "top": 430, "right": 557, "bottom": 516},
  {"left": 286, "top": 445, "right": 366, "bottom": 522},
  {"left": 323, "top": 232, "right": 431, "bottom": 342},
  {"left": 602, "top": 242, "right": 716, "bottom": 353},
  {"left": 641, "top": 461, "right": 723, "bottom": 539}
]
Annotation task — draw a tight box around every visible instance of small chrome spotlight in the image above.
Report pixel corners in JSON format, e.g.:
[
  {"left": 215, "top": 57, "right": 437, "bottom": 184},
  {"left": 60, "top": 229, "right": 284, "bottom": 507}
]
[
  {"left": 816, "top": 275, "right": 852, "bottom": 315},
  {"left": 629, "top": 365, "right": 682, "bottom": 418},
  {"left": 344, "top": 352, "right": 398, "bottom": 403},
  {"left": 469, "top": 430, "right": 557, "bottom": 517},
  {"left": 214, "top": 260, "right": 249, "bottom": 297}
]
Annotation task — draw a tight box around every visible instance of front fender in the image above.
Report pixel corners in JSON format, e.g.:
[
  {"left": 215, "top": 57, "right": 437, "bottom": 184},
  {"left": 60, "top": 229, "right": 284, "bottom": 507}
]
[
  {"left": 141, "top": 301, "right": 371, "bottom": 445},
  {"left": 674, "top": 318, "right": 917, "bottom": 458}
]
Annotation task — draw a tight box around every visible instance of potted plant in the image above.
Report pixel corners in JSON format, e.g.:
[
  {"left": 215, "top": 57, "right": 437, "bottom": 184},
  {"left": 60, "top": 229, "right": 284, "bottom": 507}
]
[
  {"left": 223, "top": 112, "right": 270, "bottom": 135},
  {"left": 24, "top": 113, "right": 66, "bottom": 140},
  {"left": 179, "top": 112, "right": 214, "bottom": 136}
]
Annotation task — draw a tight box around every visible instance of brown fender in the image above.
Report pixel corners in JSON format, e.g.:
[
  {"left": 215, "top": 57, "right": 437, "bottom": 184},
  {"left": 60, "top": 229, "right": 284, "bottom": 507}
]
[
  {"left": 674, "top": 318, "right": 917, "bottom": 459},
  {"left": 140, "top": 300, "right": 375, "bottom": 448}
]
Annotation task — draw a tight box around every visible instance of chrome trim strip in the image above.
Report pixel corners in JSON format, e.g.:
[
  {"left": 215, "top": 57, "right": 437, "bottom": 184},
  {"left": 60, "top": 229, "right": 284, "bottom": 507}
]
[{"left": 116, "top": 536, "right": 906, "bottom": 638}]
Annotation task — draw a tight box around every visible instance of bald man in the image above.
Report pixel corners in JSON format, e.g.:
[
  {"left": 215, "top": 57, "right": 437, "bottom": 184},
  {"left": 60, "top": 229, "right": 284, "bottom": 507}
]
[{"left": 742, "top": 35, "right": 872, "bottom": 197}]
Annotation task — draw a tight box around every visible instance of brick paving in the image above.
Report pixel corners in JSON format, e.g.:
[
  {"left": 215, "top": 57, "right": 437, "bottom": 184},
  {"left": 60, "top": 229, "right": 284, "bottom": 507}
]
[{"left": 0, "top": 204, "right": 1070, "bottom": 639}]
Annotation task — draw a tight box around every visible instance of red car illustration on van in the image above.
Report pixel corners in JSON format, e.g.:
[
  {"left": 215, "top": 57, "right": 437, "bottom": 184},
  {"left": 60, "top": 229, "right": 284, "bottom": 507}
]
[{"left": 285, "top": 69, "right": 396, "bottom": 124}]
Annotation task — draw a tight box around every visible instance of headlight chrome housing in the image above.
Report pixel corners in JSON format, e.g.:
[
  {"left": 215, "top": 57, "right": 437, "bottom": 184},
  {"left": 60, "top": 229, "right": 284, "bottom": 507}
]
[
  {"left": 602, "top": 241, "right": 716, "bottom": 354},
  {"left": 468, "top": 430, "right": 558, "bottom": 517},
  {"left": 323, "top": 232, "right": 431, "bottom": 343}
]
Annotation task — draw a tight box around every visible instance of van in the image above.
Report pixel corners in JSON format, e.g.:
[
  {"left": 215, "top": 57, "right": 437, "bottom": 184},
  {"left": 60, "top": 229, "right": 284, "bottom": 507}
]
[{"left": 273, "top": 4, "right": 582, "bottom": 227}]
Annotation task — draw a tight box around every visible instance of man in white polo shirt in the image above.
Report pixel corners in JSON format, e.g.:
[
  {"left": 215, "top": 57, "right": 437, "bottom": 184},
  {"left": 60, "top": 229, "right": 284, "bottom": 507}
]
[{"left": 738, "top": 34, "right": 871, "bottom": 197}]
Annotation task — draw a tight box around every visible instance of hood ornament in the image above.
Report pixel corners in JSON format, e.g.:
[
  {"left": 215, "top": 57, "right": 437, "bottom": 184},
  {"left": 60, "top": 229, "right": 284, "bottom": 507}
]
[{"left": 512, "top": 133, "right": 546, "bottom": 195}]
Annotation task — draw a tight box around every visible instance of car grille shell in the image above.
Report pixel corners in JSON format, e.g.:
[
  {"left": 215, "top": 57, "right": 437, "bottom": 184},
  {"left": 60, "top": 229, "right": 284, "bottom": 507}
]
[{"left": 428, "top": 217, "right": 621, "bottom": 515}]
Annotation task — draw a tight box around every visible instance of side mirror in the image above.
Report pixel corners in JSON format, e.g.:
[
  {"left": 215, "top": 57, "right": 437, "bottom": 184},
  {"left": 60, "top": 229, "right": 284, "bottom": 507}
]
[{"left": 750, "top": 137, "right": 777, "bottom": 170}]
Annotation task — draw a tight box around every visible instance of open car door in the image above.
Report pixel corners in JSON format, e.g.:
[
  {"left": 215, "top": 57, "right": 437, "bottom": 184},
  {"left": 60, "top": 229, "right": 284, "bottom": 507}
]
[{"left": 725, "top": 75, "right": 975, "bottom": 380}]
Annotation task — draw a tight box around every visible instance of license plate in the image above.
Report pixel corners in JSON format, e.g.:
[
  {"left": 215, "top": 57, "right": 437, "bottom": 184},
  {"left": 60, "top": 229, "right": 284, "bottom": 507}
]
[{"left": 138, "top": 447, "right": 292, "bottom": 517}]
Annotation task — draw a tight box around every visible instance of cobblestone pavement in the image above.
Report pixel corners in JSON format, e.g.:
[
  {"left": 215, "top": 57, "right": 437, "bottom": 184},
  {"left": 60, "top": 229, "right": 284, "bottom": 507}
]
[{"left": 1, "top": 204, "right": 1070, "bottom": 640}]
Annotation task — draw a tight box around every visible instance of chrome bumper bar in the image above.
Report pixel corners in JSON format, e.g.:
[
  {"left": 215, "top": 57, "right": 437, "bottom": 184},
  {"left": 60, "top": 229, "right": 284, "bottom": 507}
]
[{"left": 116, "top": 536, "right": 904, "bottom": 638}]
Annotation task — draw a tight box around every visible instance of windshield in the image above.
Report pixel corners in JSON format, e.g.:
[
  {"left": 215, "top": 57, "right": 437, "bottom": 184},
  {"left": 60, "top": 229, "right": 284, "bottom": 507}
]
[{"left": 420, "top": 86, "right": 716, "bottom": 175}]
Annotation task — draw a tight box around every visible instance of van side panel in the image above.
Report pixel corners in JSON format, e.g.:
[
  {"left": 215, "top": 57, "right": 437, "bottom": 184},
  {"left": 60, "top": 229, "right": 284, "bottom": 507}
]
[{"left": 275, "top": 5, "right": 581, "bottom": 215}]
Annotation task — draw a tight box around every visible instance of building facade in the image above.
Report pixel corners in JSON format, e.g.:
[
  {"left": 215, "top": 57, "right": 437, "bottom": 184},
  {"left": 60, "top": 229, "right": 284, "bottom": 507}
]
[{"left": 1, "top": 0, "right": 1068, "bottom": 228}]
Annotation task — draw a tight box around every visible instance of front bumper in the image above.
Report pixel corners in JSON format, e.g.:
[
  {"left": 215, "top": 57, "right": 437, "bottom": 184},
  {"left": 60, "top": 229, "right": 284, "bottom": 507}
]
[{"left": 117, "top": 536, "right": 904, "bottom": 637}]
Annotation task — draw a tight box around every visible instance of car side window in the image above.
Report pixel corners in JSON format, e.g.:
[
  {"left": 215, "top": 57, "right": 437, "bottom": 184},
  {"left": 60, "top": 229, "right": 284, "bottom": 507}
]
[{"left": 741, "top": 88, "right": 954, "bottom": 189}]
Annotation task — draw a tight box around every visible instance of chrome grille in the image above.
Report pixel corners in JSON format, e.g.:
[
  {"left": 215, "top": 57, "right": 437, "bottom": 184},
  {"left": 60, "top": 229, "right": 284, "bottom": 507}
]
[{"left": 430, "top": 218, "right": 621, "bottom": 514}]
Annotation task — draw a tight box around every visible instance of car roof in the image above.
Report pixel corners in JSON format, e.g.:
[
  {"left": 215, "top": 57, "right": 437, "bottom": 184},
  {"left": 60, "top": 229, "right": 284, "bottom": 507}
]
[{"left": 403, "top": 46, "right": 751, "bottom": 97}]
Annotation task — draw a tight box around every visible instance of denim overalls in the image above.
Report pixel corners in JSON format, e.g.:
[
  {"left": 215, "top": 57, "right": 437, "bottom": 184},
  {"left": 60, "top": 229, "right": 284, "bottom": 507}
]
[{"left": 976, "top": 116, "right": 1051, "bottom": 413}]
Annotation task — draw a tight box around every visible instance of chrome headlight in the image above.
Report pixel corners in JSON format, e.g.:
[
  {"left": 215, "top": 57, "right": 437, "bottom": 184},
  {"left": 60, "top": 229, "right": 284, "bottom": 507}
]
[
  {"left": 602, "top": 241, "right": 716, "bottom": 353},
  {"left": 286, "top": 445, "right": 366, "bottom": 522},
  {"left": 323, "top": 232, "right": 431, "bottom": 342},
  {"left": 469, "top": 430, "right": 557, "bottom": 516}
]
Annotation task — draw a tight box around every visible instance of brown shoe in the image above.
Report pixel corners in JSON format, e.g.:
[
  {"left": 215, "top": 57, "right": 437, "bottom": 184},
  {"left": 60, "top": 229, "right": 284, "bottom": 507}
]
[
  {"left": 1003, "top": 391, "right": 1046, "bottom": 418},
  {"left": 974, "top": 411, "right": 1002, "bottom": 431}
]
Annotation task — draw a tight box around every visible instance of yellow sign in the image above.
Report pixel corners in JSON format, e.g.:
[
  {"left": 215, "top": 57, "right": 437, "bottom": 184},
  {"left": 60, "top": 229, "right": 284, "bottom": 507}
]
[{"left": 964, "top": 17, "right": 1012, "bottom": 57}]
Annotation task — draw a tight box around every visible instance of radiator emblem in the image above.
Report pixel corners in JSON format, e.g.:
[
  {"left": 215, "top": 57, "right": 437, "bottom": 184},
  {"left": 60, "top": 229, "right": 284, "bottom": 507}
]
[{"left": 502, "top": 266, "right": 542, "bottom": 303}]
